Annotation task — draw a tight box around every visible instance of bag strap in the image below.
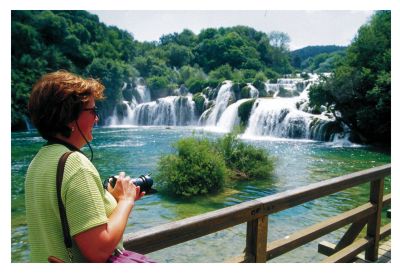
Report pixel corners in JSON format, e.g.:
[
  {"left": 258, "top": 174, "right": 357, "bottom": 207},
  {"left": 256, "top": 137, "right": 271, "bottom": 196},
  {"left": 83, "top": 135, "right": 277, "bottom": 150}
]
[{"left": 56, "top": 151, "right": 74, "bottom": 262}]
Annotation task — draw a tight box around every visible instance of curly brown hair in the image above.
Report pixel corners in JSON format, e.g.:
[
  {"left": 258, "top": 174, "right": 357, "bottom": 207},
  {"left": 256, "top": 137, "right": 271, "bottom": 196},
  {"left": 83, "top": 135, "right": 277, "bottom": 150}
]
[{"left": 28, "top": 70, "right": 105, "bottom": 140}]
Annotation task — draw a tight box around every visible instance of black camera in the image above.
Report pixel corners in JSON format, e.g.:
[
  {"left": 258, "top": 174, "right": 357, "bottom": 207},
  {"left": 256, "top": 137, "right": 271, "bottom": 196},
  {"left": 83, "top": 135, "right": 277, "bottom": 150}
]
[{"left": 103, "top": 174, "right": 155, "bottom": 194}]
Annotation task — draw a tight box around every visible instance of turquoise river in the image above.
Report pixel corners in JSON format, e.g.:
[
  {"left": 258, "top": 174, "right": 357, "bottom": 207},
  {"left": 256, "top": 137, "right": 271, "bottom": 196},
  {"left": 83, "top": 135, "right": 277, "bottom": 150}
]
[{"left": 11, "top": 126, "right": 391, "bottom": 262}]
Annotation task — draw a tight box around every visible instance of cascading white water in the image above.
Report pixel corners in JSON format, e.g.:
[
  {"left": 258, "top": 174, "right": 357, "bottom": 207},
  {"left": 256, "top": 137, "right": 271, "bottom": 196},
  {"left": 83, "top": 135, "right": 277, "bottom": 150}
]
[
  {"left": 215, "top": 99, "right": 252, "bottom": 133},
  {"left": 108, "top": 74, "right": 346, "bottom": 142},
  {"left": 121, "top": 101, "right": 137, "bottom": 125},
  {"left": 243, "top": 98, "right": 307, "bottom": 138},
  {"left": 202, "top": 81, "right": 233, "bottom": 126},
  {"left": 131, "top": 95, "right": 196, "bottom": 126},
  {"left": 247, "top": 84, "right": 259, "bottom": 98},
  {"left": 277, "top": 78, "right": 303, "bottom": 85},
  {"left": 241, "top": 76, "right": 338, "bottom": 140},
  {"left": 23, "top": 115, "right": 34, "bottom": 131},
  {"left": 135, "top": 79, "right": 151, "bottom": 103},
  {"left": 242, "top": 97, "right": 334, "bottom": 140},
  {"left": 265, "top": 78, "right": 304, "bottom": 98}
]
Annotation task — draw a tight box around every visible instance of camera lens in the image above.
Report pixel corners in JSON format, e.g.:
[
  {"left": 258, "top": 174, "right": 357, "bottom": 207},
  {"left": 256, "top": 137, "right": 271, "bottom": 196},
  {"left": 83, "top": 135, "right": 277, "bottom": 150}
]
[
  {"left": 132, "top": 175, "right": 153, "bottom": 193},
  {"left": 103, "top": 174, "right": 154, "bottom": 194}
]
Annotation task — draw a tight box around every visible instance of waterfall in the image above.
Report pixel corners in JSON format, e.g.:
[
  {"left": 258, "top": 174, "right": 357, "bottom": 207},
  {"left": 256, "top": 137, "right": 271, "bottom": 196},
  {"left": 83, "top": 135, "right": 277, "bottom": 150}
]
[
  {"left": 106, "top": 73, "right": 347, "bottom": 143},
  {"left": 247, "top": 84, "right": 259, "bottom": 98},
  {"left": 215, "top": 99, "right": 252, "bottom": 133},
  {"left": 265, "top": 78, "right": 304, "bottom": 98},
  {"left": 243, "top": 98, "right": 309, "bottom": 139},
  {"left": 135, "top": 78, "right": 151, "bottom": 103},
  {"left": 131, "top": 95, "right": 196, "bottom": 126},
  {"left": 242, "top": 95, "right": 335, "bottom": 141},
  {"left": 201, "top": 81, "right": 234, "bottom": 126},
  {"left": 109, "top": 78, "right": 196, "bottom": 126},
  {"left": 121, "top": 101, "right": 137, "bottom": 125},
  {"left": 23, "top": 115, "right": 34, "bottom": 131}
]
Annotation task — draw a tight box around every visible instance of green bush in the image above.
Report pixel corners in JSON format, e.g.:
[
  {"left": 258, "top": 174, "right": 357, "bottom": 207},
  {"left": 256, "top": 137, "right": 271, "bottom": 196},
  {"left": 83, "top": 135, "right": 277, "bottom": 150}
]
[
  {"left": 147, "top": 75, "right": 169, "bottom": 91},
  {"left": 156, "top": 133, "right": 274, "bottom": 197},
  {"left": 215, "top": 133, "right": 274, "bottom": 180},
  {"left": 238, "top": 99, "right": 256, "bottom": 126},
  {"left": 208, "top": 64, "right": 233, "bottom": 83},
  {"left": 186, "top": 78, "right": 208, "bottom": 93},
  {"left": 240, "top": 86, "right": 251, "bottom": 98},
  {"left": 263, "top": 67, "right": 280, "bottom": 82},
  {"left": 146, "top": 76, "right": 171, "bottom": 100},
  {"left": 192, "top": 92, "right": 206, "bottom": 115},
  {"left": 252, "top": 71, "right": 267, "bottom": 91},
  {"left": 156, "top": 137, "right": 228, "bottom": 197}
]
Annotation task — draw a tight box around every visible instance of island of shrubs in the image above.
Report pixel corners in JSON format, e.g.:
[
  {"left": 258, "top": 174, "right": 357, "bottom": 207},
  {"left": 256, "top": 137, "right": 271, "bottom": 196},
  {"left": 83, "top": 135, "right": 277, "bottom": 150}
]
[{"left": 156, "top": 133, "right": 274, "bottom": 197}]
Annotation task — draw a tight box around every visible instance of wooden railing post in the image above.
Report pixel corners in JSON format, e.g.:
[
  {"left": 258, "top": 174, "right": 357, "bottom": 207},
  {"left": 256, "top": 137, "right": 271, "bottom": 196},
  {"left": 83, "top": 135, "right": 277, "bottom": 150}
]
[
  {"left": 245, "top": 216, "right": 268, "bottom": 263},
  {"left": 365, "top": 178, "right": 384, "bottom": 261}
]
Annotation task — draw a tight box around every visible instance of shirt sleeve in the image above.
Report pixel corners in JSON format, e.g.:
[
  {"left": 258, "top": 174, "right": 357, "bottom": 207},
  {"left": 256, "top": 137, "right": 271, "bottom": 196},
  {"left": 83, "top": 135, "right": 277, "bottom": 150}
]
[{"left": 62, "top": 153, "right": 108, "bottom": 237}]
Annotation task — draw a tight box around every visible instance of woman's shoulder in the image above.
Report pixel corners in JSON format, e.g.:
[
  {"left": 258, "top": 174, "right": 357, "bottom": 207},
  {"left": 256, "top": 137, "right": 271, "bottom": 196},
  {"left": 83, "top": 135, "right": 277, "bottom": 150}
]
[
  {"left": 66, "top": 151, "right": 96, "bottom": 172},
  {"left": 62, "top": 151, "right": 102, "bottom": 190}
]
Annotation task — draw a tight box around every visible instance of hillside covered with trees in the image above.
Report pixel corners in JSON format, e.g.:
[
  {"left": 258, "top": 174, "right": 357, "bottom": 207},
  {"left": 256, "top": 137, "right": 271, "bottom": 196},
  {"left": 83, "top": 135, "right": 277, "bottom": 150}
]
[
  {"left": 12, "top": 10, "right": 336, "bottom": 130},
  {"left": 290, "top": 45, "right": 346, "bottom": 73},
  {"left": 12, "top": 10, "right": 390, "bottom": 147}
]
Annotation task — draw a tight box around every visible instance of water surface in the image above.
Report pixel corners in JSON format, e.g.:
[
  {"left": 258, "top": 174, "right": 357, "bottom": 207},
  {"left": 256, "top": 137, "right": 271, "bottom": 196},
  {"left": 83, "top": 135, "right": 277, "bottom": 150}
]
[{"left": 11, "top": 126, "right": 390, "bottom": 262}]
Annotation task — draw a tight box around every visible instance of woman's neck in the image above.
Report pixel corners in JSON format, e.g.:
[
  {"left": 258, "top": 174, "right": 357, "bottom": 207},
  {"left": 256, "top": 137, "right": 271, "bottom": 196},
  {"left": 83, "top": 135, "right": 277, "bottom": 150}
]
[{"left": 51, "top": 134, "right": 83, "bottom": 150}]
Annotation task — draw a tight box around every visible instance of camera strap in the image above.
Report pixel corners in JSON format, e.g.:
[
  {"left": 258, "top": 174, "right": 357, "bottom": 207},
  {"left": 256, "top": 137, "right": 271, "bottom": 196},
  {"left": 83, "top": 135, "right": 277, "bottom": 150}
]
[{"left": 56, "top": 151, "right": 74, "bottom": 262}]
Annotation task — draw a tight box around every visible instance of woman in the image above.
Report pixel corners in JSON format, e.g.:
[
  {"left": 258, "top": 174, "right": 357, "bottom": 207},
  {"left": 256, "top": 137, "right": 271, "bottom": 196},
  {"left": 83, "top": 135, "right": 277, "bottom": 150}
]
[{"left": 25, "top": 70, "right": 144, "bottom": 262}]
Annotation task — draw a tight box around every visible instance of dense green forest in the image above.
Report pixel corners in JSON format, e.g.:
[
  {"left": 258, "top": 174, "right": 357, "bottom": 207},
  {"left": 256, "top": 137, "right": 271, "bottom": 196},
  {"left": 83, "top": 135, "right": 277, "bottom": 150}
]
[
  {"left": 308, "top": 11, "right": 390, "bottom": 146},
  {"left": 11, "top": 10, "right": 335, "bottom": 130},
  {"left": 290, "top": 45, "right": 346, "bottom": 72},
  {"left": 11, "top": 10, "right": 390, "bottom": 147}
]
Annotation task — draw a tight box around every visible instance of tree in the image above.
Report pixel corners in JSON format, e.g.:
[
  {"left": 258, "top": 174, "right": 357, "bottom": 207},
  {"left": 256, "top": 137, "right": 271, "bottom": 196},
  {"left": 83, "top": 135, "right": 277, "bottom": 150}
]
[
  {"left": 268, "top": 31, "right": 290, "bottom": 50},
  {"left": 12, "top": 10, "right": 298, "bottom": 130},
  {"left": 308, "top": 11, "right": 390, "bottom": 146},
  {"left": 85, "top": 58, "right": 137, "bottom": 115},
  {"left": 165, "top": 44, "right": 194, "bottom": 68},
  {"left": 268, "top": 31, "right": 293, "bottom": 74}
]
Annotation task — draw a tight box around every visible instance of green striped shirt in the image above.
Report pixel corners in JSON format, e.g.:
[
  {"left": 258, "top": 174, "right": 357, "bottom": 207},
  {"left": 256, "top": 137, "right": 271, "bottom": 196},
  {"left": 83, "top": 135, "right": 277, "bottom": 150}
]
[{"left": 25, "top": 144, "right": 122, "bottom": 262}]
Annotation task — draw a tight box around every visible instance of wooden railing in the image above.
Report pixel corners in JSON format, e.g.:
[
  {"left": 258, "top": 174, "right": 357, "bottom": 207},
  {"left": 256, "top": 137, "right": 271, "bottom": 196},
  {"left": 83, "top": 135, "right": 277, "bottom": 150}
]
[{"left": 123, "top": 164, "right": 391, "bottom": 263}]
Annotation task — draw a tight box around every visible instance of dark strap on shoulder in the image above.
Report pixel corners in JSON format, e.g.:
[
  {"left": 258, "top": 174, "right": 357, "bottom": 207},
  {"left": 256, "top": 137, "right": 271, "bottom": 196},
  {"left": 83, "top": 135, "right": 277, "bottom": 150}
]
[{"left": 56, "top": 152, "right": 74, "bottom": 251}]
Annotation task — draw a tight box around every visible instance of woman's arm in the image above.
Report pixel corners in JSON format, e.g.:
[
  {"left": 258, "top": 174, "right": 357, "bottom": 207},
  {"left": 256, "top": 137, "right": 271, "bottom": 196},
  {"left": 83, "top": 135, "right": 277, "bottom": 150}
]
[{"left": 74, "top": 174, "right": 144, "bottom": 262}]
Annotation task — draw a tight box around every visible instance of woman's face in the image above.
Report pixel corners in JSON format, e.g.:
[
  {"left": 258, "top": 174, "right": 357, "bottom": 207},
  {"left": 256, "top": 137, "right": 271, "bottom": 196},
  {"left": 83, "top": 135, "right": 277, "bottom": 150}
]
[{"left": 76, "top": 96, "right": 98, "bottom": 143}]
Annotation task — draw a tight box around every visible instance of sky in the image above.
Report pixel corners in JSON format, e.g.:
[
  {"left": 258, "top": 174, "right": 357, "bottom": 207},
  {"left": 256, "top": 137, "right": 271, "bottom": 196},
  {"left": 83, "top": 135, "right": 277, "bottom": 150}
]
[{"left": 90, "top": 10, "right": 374, "bottom": 50}]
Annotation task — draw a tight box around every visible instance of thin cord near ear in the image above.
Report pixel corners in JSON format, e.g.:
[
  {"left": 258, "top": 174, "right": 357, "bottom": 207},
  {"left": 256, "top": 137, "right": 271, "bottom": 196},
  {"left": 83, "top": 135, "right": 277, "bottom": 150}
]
[{"left": 75, "top": 120, "right": 93, "bottom": 161}]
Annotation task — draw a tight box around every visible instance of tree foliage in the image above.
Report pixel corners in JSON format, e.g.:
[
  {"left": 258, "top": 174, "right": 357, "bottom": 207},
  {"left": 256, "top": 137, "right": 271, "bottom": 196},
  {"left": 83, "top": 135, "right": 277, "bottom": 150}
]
[
  {"left": 308, "top": 11, "right": 390, "bottom": 146},
  {"left": 11, "top": 10, "right": 138, "bottom": 129},
  {"left": 12, "top": 10, "right": 338, "bottom": 131},
  {"left": 156, "top": 137, "right": 228, "bottom": 197},
  {"left": 290, "top": 45, "right": 346, "bottom": 72},
  {"left": 156, "top": 134, "right": 274, "bottom": 197}
]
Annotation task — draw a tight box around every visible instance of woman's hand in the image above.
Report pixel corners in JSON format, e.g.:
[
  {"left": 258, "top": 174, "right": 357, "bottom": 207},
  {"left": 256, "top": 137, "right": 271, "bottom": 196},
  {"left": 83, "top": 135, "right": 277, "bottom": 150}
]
[
  {"left": 107, "top": 172, "right": 145, "bottom": 203},
  {"left": 75, "top": 172, "right": 145, "bottom": 262}
]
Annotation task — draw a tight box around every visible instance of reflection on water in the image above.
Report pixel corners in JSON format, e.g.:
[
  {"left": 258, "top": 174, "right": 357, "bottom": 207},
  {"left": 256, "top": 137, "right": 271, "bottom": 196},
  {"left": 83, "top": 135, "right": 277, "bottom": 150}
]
[{"left": 11, "top": 127, "right": 390, "bottom": 262}]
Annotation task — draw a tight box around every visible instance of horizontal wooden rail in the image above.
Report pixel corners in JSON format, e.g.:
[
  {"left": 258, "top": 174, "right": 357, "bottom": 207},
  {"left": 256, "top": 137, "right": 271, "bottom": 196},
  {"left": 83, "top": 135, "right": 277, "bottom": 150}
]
[
  {"left": 228, "top": 202, "right": 375, "bottom": 262},
  {"left": 255, "top": 164, "right": 390, "bottom": 216},
  {"left": 124, "top": 199, "right": 263, "bottom": 253},
  {"left": 266, "top": 203, "right": 374, "bottom": 260},
  {"left": 318, "top": 223, "right": 391, "bottom": 258},
  {"left": 382, "top": 194, "right": 391, "bottom": 207},
  {"left": 123, "top": 164, "right": 391, "bottom": 262},
  {"left": 322, "top": 238, "right": 371, "bottom": 263},
  {"left": 380, "top": 223, "right": 391, "bottom": 240}
]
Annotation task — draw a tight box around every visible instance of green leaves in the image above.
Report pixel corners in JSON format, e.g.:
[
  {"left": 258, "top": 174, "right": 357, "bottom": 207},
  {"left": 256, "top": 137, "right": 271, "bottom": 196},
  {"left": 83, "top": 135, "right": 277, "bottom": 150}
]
[
  {"left": 156, "top": 134, "right": 274, "bottom": 197},
  {"left": 156, "top": 137, "right": 227, "bottom": 197},
  {"left": 308, "top": 11, "right": 391, "bottom": 145},
  {"left": 12, "top": 10, "right": 141, "bottom": 127}
]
